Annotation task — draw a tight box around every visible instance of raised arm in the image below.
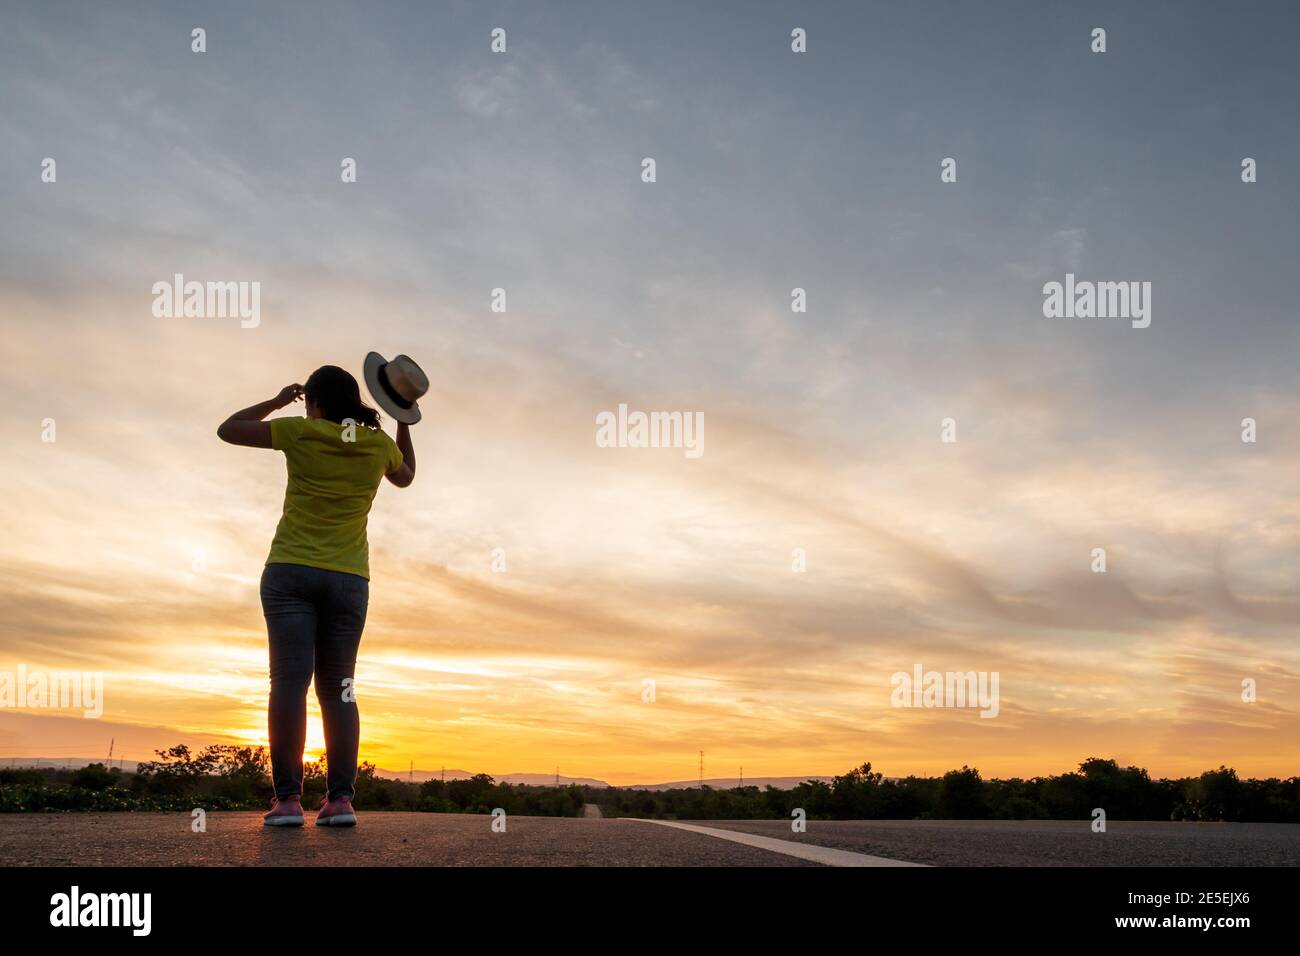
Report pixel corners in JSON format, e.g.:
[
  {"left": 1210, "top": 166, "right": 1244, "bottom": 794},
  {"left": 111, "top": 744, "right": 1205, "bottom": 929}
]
[
  {"left": 217, "top": 384, "right": 303, "bottom": 448},
  {"left": 385, "top": 421, "right": 416, "bottom": 487}
]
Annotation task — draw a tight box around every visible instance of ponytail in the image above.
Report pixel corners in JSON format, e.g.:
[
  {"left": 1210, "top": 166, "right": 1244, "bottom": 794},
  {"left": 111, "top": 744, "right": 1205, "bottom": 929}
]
[{"left": 347, "top": 404, "right": 381, "bottom": 429}]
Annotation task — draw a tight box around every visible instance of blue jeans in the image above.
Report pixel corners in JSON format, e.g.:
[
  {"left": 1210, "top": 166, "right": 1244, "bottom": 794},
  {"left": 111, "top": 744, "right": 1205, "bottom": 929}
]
[{"left": 260, "top": 562, "right": 368, "bottom": 802}]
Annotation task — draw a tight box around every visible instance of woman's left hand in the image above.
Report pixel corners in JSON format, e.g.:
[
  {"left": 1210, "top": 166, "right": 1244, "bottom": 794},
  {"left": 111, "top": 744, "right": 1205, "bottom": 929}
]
[{"left": 275, "top": 384, "right": 304, "bottom": 408}]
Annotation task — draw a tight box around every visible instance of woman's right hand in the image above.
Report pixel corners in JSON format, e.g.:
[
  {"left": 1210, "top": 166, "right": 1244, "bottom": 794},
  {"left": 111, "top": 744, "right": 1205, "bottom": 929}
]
[{"left": 275, "top": 384, "right": 304, "bottom": 408}]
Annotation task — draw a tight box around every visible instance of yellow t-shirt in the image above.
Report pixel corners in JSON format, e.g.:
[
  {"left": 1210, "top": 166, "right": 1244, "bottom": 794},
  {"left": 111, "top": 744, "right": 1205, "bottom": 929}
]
[{"left": 266, "top": 416, "right": 403, "bottom": 580}]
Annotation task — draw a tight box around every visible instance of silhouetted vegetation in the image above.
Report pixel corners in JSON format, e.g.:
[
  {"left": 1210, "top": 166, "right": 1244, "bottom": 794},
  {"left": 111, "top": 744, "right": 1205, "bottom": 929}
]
[
  {"left": 0, "top": 746, "right": 584, "bottom": 815},
  {"left": 1, "top": 753, "right": 1295, "bottom": 820},
  {"left": 592, "top": 759, "right": 1300, "bottom": 823}
]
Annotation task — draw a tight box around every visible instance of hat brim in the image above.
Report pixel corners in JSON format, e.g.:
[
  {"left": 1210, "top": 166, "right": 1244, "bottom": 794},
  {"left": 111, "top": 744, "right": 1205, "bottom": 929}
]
[{"left": 363, "top": 351, "right": 423, "bottom": 425}]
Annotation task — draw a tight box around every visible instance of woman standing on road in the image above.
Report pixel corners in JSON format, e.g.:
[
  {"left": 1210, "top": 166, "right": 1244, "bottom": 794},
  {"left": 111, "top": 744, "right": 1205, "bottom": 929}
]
[{"left": 217, "top": 355, "right": 427, "bottom": 827}]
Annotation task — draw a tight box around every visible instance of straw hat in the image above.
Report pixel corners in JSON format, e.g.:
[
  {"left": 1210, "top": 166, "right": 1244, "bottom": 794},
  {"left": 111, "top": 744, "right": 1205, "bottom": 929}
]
[{"left": 363, "top": 352, "right": 428, "bottom": 425}]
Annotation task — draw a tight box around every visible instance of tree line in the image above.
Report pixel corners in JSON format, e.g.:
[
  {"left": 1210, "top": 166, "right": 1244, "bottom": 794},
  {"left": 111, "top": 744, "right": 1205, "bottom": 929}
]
[
  {"left": 595, "top": 759, "right": 1300, "bottom": 823},
  {"left": 0, "top": 745, "right": 584, "bottom": 815},
  {"left": 1, "top": 749, "right": 1296, "bottom": 822}
]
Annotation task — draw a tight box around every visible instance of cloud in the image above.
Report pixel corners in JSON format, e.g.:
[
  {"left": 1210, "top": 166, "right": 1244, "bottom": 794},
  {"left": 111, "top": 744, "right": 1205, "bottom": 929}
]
[{"left": 3, "top": 0, "right": 1299, "bottom": 782}]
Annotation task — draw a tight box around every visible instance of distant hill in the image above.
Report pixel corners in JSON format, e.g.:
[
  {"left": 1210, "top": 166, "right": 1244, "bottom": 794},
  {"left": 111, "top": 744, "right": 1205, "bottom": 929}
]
[
  {"left": 6, "top": 757, "right": 139, "bottom": 773},
  {"left": 373, "top": 771, "right": 834, "bottom": 790},
  {"left": 496, "top": 772, "right": 612, "bottom": 788},
  {"left": 373, "top": 768, "right": 612, "bottom": 788},
  {"left": 10, "top": 759, "right": 828, "bottom": 792},
  {"left": 626, "top": 776, "right": 835, "bottom": 791},
  {"left": 373, "top": 767, "right": 472, "bottom": 784}
]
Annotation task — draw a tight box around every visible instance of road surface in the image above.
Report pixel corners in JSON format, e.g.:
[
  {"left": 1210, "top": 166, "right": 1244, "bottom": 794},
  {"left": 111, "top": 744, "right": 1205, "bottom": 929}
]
[
  {"left": 700, "top": 818, "right": 1300, "bottom": 866},
  {"left": 0, "top": 813, "right": 1294, "bottom": 866}
]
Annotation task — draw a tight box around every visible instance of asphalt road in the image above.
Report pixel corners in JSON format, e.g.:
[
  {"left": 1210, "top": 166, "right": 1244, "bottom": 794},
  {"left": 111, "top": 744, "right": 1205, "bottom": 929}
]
[
  {"left": 0, "top": 813, "right": 1294, "bottom": 866},
  {"left": 0, "top": 812, "right": 809, "bottom": 867},
  {"left": 701, "top": 818, "right": 1300, "bottom": 867}
]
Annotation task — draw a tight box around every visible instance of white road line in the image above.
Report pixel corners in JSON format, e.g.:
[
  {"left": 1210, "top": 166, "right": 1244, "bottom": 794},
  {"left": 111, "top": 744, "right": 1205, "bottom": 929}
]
[{"left": 624, "top": 819, "right": 927, "bottom": 867}]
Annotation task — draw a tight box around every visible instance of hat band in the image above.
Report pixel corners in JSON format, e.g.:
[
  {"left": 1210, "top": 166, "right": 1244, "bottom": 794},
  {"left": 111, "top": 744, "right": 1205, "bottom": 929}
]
[{"left": 377, "top": 364, "right": 415, "bottom": 409}]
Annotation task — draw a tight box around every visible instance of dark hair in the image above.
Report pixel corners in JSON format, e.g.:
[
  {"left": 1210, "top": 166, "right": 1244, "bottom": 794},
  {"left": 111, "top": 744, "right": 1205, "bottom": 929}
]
[{"left": 304, "top": 365, "right": 381, "bottom": 430}]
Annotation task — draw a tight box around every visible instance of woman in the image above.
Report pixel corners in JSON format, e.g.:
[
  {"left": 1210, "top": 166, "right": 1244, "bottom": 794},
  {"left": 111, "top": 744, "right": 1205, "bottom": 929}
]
[{"left": 218, "top": 361, "right": 420, "bottom": 827}]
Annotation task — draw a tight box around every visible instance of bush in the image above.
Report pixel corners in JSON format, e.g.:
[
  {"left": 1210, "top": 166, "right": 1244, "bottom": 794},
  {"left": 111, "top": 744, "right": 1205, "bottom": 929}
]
[
  {"left": 937, "top": 766, "right": 989, "bottom": 819},
  {"left": 69, "top": 763, "right": 118, "bottom": 792}
]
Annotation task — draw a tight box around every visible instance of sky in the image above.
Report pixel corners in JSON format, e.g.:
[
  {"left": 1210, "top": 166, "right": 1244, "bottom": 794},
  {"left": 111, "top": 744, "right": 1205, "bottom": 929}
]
[{"left": 1, "top": 0, "right": 1298, "bottom": 785}]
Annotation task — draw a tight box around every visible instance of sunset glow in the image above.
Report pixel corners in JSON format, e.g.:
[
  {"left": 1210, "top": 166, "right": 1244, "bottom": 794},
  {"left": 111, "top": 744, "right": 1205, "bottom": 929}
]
[{"left": 2, "top": 2, "right": 1298, "bottom": 786}]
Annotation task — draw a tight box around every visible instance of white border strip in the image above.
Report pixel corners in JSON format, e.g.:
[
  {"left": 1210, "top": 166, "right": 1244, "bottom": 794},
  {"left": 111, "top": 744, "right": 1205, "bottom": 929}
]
[{"left": 625, "top": 819, "right": 927, "bottom": 867}]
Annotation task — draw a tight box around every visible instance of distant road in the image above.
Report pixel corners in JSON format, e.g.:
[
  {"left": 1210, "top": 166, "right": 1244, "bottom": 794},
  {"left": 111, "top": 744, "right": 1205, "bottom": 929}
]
[{"left": 0, "top": 813, "right": 1294, "bottom": 866}]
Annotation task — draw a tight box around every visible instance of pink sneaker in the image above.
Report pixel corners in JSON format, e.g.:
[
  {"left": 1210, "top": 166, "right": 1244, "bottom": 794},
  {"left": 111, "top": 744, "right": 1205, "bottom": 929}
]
[
  {"left": 263, "top": 796, "right": 305, "bottom": 827},
  {"left": 315, "top": 795, "right": 357, "bottom": 827}
]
